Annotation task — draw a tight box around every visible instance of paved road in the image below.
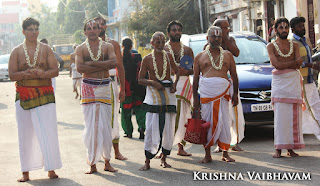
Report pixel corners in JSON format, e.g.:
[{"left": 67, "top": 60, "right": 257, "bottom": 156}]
[{"left": 1, "top": 72, "right": 320, "bottom": 186}]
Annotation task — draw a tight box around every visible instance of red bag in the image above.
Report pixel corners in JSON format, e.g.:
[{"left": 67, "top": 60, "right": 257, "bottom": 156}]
[{"left": 184, "top": 116, "right": 210, "bottom": 145}]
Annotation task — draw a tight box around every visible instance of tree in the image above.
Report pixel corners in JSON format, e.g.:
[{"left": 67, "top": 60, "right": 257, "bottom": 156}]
[
  {"left": 124, "top": 0, "right": 202, "bottom": 43},
  {"left": 63, "top": 0, "right": 86, "bottom": 34},
  {"left": 80, "top": 0, "right": 108, "bottom": 19}
]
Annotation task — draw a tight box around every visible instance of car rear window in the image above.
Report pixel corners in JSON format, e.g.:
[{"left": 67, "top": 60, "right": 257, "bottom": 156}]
[{"left": 54, "top": 46, "right": 74, "bottom": 55}]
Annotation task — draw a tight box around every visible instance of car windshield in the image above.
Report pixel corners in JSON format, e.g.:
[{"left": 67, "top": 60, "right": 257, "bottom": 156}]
[
  {"left": 0, "top": 55, "right": 10, "bottom": 64},
  {"left": 234, "top": 37, "right": 269, "bottom": 64},
  {"left": 189, "top": 35, "right": 269, "bottom": 64},
  {"left": 54, "top": 45, "right": 74, "bottom": 55}
]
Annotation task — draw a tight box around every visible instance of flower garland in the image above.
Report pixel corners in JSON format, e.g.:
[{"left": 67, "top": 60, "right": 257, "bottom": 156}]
[
  {"left": 166, "top": 41, "right": 184, "bottom": 66},
  {"left": 152, "top": 50, "right": 168, "bottom": 81},
  {"left": 85, "top": 38, "right": 102, "bottom": 61},
  {"left": 205, "top": 45, "right": 224, "bottom": 70},
  {"left": 23, "top": 40, "right": 40, "bottom": 68},
  {"left": 272, "top": 39, "right": 293, "bottom": 58}
]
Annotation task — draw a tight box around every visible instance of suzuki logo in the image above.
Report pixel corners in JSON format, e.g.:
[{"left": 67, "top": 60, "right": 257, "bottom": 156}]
[{"left": 259, "top": 91, "right": 267, "bottom": 100}]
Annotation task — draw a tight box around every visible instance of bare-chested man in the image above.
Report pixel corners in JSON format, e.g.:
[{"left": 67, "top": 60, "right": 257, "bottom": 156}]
[
  {"left": 164, "top": 20, "right": 194, "bottom": 157},
  {"left": 76, "top": 20, "right": 118, "bottom": 174},
  {"left": 94, "top": 16, "right": 127, "bottom": 160},
  {"left": 8, "top": 17, "right": 62, "bottom": 182},
  {"left": 212, "top": 19, "right": 245, "bottom": 152},
  {"left": 138, "top": 32, "right": 179, "bottom": 171},
  {"left": 266, "top": 17, "right": 304, "bottom": 158},
  {"left": 193, "top": 26, "right": 238, "bottom": 163}
]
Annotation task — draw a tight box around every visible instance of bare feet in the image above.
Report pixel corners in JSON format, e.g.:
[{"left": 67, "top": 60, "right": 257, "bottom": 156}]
[
  {"left": 75, "top": 92, "right": 79, "bottom": 99},
  {"left": 287, "top": 149, "right": 299, "bottom": 157},
  {"left": 139, "top": 159, "right": 151, "bottom": 171},
  {"left": 48, "top": 171, "right": 59, "bottom": 179},
  {"left": 155, "top": 153, "right": 163, "bottom": 159},
  {"left": 200, "top": 156, "right": 212, "bottom": 163},
  {"left": 104, "top": 161, "right": 118, "bottom": 172},
  {"left": 115, "top": 152, "right": 128, "bottom": 160},
  {"left": 213, "top": 146, "right": 222, "bottom": 153},
  {"left": 85, "top": 165, "right": 97, "bottom": 174},
  {"left": 17, "top": 172, "right": 29, "bottom": 182},
  {"left": 231, "top": 144, "right": 243, "bottom": 151},
  {"left": 222, "top": 151, "right": 235, "bottom": 162},
  {"left": 160, "top": 161, "right": 172, "bottom": 168},
  {"left": 177, "top": 143, "right": 192, "bottom": 156},
  {"left": 272, "top": 149, "right": 282, "bottom": 158}
]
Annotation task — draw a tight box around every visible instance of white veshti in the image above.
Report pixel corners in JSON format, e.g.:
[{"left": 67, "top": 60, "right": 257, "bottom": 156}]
[
  {"left": 152, "top": 50, "right": 168, "bottom": 81},
  {"left": 23, "top": 40, "right": 40, "bottom": 68},
  {"left": 272, "top": 39, "right": 293, "bottom": 58},
  {"left": 206, "top": 45, "right": 224, "bottom": 70},
  {"left": 166, "top": 41, "right": 184, "bottom": 65},
  {"left": 85, "top": 38, "right": 102, "bottom": 61}
]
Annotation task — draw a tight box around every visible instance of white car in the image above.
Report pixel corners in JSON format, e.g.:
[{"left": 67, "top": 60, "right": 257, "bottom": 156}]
[{"left": 0, "top": 54, "right": 10, "bottom": 81}]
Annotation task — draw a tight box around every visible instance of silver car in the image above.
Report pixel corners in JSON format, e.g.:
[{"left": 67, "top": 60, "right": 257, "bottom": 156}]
[{"left": 0, "top": 54, "right": 9, "bottom": 81}]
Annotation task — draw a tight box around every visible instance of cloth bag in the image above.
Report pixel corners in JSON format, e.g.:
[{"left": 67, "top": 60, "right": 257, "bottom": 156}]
[{"left": 184, "top": 110, "right": 210, "bottom": 144}]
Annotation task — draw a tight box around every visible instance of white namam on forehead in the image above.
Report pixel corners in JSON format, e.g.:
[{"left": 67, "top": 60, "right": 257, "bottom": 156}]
[
  {"left": 207, "top": 26, "right": 222, "bottom": 36},
  {"left": 151, "top": 32, "right": 165, "bottom": 42},
  {"left": 87, "top": 20, "right": 97, "bottom": 29},
  {"left": 280, "top": 22, "right": 288, "bottom": 27}
]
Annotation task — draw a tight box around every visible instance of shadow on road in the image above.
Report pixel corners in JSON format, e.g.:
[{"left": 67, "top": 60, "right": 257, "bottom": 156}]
[
  {"left": 58, "top": 121, "right": 84, "bottom": 130},
  {"left": 24, "top": 177, "right": 81, "bottom": 186}
]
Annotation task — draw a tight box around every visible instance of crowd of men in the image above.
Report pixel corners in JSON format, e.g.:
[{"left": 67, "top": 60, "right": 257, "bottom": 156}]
[{"left": 7, "top": 15, "right": 320, "bottom": 182}]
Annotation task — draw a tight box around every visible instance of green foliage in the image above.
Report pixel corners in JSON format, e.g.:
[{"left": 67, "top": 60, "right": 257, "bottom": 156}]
[
  {"left": 80, "top": 0, "right": 108, "bottom": 19},
  {"left": 73, "top": 29, "right": 86, "bottom": 44},
  {"left": 63, "top": 0, "right": 86, "bottom": 34},
  {"left": 124, "top": 0, "right": 202, "bottom": 42}
]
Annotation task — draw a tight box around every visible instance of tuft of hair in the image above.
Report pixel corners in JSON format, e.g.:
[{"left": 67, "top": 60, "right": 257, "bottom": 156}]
[
  {"left": 40, "top": 38, "right": 48, "bottom": 44},
  {"left": 166, "top": 20, "right": 183, "bottom": 33},
  {"left": 290, "top": 16, "right": 305, "bottom": 29},
  {"left": 150, "top": 31, "right": 165, "bottom": 42},
  {"left": 22, "top": 17, "right": 39, "bottom": 30},
  {"left": 212, "top": 18, "right": 227, "bottom": 27},
  {"left": 274, "top": 17, "right": 289, "bottom": 29},
  {"left": 73, "top": 44, "right": 79, "bottom": 50}
]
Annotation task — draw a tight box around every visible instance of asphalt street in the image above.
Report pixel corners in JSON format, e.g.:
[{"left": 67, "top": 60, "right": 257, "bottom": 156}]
[{"left": 0, "top": 71, "right": 320, "bottom": 186}]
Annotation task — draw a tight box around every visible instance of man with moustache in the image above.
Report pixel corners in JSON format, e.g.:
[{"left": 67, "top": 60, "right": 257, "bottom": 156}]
[
  {"left": 164, "top": 20, "right": 194, "bottom": 156},
  {"left": 212, "top": 19, "right": 245, "bottom": 152},
  {"left": 266, "top": 17, "right": 304, "bottom": 158},
  {"left": 193, "top": 26, "right": 238, "bottom": 163},
  {"left": 9, "top": 17, "right": 61, "bottom": 182},
  {"left": 76, "top": 20, "right": 118, "bottom": 173},
  {"left": 138, "top": 32, "right": 179, "bottom": 171},
  {"left": 94, "top": 17, "right": 127, "bottom": 160},
  {"left": 290, "top": 16, "right": 320, "bottom": 141}
]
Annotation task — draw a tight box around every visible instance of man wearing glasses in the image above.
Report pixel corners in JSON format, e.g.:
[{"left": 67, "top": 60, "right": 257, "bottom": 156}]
[{"left": 8, "top": 17, "right": 62, "bottom": 182}]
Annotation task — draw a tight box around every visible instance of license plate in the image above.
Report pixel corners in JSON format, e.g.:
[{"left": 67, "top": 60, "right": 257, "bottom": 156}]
[{"left": 251, "top": 103, "right": 273, "bottom": 112}]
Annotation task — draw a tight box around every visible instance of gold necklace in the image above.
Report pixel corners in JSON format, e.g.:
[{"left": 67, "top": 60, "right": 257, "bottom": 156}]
[{"left": 166, "top": 41, "right": 184, "bottom": 66}]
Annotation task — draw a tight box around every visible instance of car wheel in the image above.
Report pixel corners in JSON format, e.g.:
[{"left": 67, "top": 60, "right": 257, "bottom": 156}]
[{"left": 59, "top": 62, "right": 64, "bottom": 71}]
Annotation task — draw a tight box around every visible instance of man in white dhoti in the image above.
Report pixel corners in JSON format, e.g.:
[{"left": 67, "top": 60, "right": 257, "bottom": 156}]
[
  {"left": 138, "top": 32, "right": 179, "bottom": 171},
  {"left": 290, "top": 16, "right": 320, "bottom": 141},
  {"left": 76, "top": 20, "right": 118, "bottom": 173},
  {"left": 213, "top": 19, "right": 245, "bottom": 152},
  {"left": 8, "top": 17, "right": 62, "bottom": 182},
  {"left": 266, "top": 17, "right": 304, "bottom": 158},
  {"left": 193, "top": 26, "right": 238, "bottom": 163},
  {"left": 164, "top": 20, "right": 194, "bottom": 156},
  {"left": 94, "top": 16, "right": 127, "bottom": 160}
]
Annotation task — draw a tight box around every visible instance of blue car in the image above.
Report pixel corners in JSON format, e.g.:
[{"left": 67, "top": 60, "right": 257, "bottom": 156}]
[{"left": 181, "top": 32, "right": 274, "bottom": 124}]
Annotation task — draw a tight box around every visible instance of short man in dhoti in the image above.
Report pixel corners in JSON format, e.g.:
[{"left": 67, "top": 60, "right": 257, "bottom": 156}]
[
  {"left": 76, "top": 20, "right": 118, "bottom": 173},
  {"left": 94, "top": 16, "right": 127, "bottom": 160},
  {"left": 70, "top": 44, "right": 82, "bottom": 99},
  {"left": 290, "top": 16, "right": 320, "bottom": 141},
  {"left": 213, "top": 19, "right": 245, "bottom": 152},
  {"left": 266, "top": 17, "right": 304, "bottom": 158},
  {"left": 139, "top": 32, "right": 179, "bottom": 170},
  {"left": 193, "top": 26, "right": 238, "bottom": 163},
  {"left": 8, "top": 17, "right": 62, "bottom": 182},
  {"left": 164, "top": 20, "right": 194, "bottom": 156}
]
